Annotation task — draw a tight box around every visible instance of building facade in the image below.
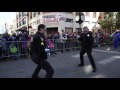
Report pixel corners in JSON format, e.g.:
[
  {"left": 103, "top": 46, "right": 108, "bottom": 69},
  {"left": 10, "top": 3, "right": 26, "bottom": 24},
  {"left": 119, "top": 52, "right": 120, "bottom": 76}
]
[
  {"left": 27, "top": 12, "right": 79, "bottom": 34},
  {"left": 5, "top": 19, "right": 17, "bottom": 35},
  {"left": 16, "top": 12, "right": 104, "bottom": 35},
  {"left": 16, "top": 12, "right": 28, "bottom": 30},
  {"left": 82, "top": 12, "right": 104, "bottom": 31}
]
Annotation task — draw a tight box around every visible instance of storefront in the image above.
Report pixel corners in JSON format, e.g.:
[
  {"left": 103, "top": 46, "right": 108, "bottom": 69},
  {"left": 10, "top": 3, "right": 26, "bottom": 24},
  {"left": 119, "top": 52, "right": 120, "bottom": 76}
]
[
  {"left": 47, "top": 27, "right": 58, "bottom": 35},
  {"left": 40, "top": 13, "right": 66, "bottom": 35},
  {"left": 65, "top": 27, "right": 73, "bottom": 33}
]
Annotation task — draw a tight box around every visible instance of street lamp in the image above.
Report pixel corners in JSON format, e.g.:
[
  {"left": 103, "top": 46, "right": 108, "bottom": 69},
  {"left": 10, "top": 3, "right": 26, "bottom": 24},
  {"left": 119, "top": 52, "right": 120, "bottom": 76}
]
[{"left": 75, "top": 12, "right": 85, "bottom": 31}]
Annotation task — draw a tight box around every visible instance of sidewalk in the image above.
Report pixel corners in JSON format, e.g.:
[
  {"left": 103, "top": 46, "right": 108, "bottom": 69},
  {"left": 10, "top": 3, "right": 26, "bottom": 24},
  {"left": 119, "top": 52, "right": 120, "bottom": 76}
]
[{"left": 93, "top": 45, "right": 120, "bottom": 52}]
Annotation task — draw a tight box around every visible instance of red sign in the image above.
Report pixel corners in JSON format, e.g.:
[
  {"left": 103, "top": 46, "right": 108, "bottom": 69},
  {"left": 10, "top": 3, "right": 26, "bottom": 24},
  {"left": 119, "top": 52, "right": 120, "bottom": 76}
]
[
  {"left": 28, "top": 26, "right": 32, "bottom": 28},
  {"left": 43, "top": 18, "right": 59, "bottom": 22}
]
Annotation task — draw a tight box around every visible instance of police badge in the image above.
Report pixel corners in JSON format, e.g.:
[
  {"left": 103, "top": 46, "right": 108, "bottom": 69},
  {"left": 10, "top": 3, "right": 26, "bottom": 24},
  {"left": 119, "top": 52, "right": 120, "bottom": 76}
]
[
  {"left": 87, "top": 34, "right": 90, "bottom": 37},
  {"left": 40, "top": 37, "right": 44, "bottom": 46}
]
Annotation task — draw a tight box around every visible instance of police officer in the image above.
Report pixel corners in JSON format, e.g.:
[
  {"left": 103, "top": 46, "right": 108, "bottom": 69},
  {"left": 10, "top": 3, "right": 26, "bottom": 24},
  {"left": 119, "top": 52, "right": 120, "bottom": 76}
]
[
  {"left": 78, "top": 26, "right": 97, "bottom": 72},
  {"left": 30, "top": 24, "right": 54, "bottom": 78}
]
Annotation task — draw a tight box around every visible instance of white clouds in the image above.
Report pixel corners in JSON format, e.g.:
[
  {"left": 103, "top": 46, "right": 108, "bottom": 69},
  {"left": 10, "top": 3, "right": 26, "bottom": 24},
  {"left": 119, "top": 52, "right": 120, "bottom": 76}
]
[{"left": 0, "top": 12, "right": 16, "bottom": 34}]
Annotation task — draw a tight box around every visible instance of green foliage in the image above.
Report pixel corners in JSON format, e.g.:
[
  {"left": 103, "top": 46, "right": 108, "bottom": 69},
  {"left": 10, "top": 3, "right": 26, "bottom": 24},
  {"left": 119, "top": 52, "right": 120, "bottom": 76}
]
[
  {"left": 100, "top": 12, "right": 116, "bottom": 31},
  {"left": 115, "top": 12, "right": 120, "bottom": 29}
]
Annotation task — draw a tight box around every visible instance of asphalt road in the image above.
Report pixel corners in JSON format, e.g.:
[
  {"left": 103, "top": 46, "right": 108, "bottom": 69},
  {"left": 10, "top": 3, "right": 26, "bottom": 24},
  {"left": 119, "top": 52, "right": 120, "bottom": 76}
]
[{"left": 0, "top": 45, "right": 120, "bottom": 78}]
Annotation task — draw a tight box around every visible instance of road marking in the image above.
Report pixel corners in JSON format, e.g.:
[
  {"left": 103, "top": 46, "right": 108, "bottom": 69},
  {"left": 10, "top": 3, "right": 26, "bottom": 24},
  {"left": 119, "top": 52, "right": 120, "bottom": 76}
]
[
  {"left": 90, "top": 74, "right": 106, "bottom": 78},
  {"left": 71, "top": 53, "right": 94, "bottom": 58},
  {"left": 98, "top": 56, "right": 120, "bottom": 65},
  {"left": 93, "top": 49, "right": 120, "bottom": 54}
]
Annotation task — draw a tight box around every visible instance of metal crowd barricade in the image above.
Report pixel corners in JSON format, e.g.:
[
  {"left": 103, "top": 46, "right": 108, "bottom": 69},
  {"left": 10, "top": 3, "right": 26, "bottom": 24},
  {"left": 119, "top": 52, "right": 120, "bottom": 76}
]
[
  {"left": 47, "top": 39, "right": 81, "bottom": 53},
  {"left": 0, "top": 41, "right": 29, "bottom": 60},
  {"left": 0, "top": 39, "right": 81, "bottom": 60}
]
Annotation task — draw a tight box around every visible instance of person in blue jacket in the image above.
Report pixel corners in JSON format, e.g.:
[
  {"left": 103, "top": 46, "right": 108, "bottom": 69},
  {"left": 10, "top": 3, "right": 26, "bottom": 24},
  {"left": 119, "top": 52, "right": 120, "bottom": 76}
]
[{"left": 113, "top": 30, "right": 120, "bottom": 48}]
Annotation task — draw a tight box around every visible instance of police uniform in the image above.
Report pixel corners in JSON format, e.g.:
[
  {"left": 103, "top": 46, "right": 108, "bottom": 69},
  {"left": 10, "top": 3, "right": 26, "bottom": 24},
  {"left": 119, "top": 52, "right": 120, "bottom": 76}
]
[
  {"left": 78, "top": 31, "right": 97, "bottom": 72},
  {"left": 30, "top": 31, "right": 54, "bottom": 78}
]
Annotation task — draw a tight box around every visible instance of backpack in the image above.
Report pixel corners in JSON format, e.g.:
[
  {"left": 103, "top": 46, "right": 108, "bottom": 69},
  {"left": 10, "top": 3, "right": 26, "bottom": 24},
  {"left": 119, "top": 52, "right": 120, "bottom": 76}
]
[{"left": 10, "top": 46, "right": 17, "bottom": 53}]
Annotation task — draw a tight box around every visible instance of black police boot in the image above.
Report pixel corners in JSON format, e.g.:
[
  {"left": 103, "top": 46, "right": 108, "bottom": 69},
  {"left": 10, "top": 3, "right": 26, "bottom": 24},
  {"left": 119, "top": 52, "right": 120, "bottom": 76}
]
[
  {"left": 78, "top": 64, "right": 84, "bottom": 67},
  {"left": 32, "top": 76, "right": 40, "bottom": 78},
  {"left": 93, "top": 68, "right": 97, "bottom": 72}
]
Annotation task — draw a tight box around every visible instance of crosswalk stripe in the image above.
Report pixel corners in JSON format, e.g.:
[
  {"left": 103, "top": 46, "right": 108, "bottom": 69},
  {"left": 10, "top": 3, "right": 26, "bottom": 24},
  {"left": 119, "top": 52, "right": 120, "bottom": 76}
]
[
  {"left": 71, "top": 53, "right": 94, "bottom": 58},
  {"left": 98, "top": 56, "right": 120, "bottom": 65},
  {"left": 90, "top": 74, "right": 106, "bottom": 78}
]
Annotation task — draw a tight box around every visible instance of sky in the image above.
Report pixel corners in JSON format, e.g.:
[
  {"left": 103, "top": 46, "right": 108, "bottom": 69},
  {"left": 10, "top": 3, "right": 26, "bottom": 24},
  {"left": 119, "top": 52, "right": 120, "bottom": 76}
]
[{"left": 0, "top": 12, "right": 16, "bottom": 34}]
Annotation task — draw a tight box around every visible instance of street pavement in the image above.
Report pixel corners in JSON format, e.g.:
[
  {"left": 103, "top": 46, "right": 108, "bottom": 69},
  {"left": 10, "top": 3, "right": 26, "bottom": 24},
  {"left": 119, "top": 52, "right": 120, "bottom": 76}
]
[{"left": 0, "top": 45, "right": 120, "bottom": 78}]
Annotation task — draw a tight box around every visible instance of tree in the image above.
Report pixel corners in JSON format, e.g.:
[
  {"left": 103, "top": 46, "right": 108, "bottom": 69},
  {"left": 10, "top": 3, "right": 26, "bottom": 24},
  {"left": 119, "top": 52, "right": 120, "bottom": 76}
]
[
  {"left": 100, "top": 12, "right": 116, "bottom": 33},
  {"left": 115, "top": 12, "right": 120, "bottom": 29}
]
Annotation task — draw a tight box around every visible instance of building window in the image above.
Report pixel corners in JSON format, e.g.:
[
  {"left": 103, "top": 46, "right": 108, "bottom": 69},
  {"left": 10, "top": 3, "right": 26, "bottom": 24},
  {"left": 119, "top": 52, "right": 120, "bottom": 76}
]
[
  {"left": 38, "top": 12, "right": 40, "bottom": 15},
  {"left": 17, "top": 23, "right": 19, "bottom": 28},
  {"left": 22, "top": 17, "right": 26, "bottom": 25},
  {"left": 37, "top": 20, "right": 40, "bottom": 24},
  {"left": 30, "top": 12, "right": 32, "bottom": 19},
  {"left": 86, "top": 12, "right": 90, "bottom": 17},
  {"left": 19, "top": 21, "right": 21, "bottom": 27},
  {"left": 76, "top": 28, "right": 82, "bottom": 32},
  {"left": 19, "top": 12, "right": 22, "bottom": 18},
  {"left": 65, "top": 18, "right": 73, "bottom": 23},
  {"left": 93, "top": 12, "right": 96, "bottom": 18},
  {"left": 22, "top": 12, "right": 27, "bottom": 17},
  {"left": 65, "top": 27, "right": 73, "bottom": 33},
  {"left": 22, "top": 12, "right": 24, "bottom": 17},
  {"left": 16, "top": 15, "right": 18, "bottom": 21},
  {"left": 33, "top": 12, "right": 37, "bottom": 17},
  {"left": 22, "top": 19, "right": 23, "bottom": 25}
]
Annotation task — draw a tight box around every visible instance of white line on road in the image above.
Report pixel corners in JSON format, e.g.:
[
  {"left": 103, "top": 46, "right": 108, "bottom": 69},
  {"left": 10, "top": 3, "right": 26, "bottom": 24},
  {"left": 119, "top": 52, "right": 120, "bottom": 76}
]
[
  {"left": 90, "top": 74, "right": 106, "bottom": 78},
  {"left": 71, "top": 53, "right": 94, "bottom": 58},
  {"left": 93, "top": 49, "right": 120, "bottom": 54},
  {"left": 98, "top": 56, "right": 120, "bottom": 65}
]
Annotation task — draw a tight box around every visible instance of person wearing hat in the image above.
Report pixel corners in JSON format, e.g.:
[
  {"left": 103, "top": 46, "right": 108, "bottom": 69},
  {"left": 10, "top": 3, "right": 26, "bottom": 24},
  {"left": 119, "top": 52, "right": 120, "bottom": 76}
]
[
  {"left": 78, "top": 26, "right": 97, "bottom": 72},
  {"left": 30, "top": 24, "right": 54, "bottom": 78}
]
